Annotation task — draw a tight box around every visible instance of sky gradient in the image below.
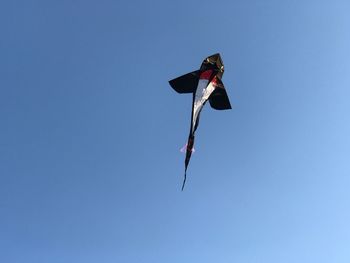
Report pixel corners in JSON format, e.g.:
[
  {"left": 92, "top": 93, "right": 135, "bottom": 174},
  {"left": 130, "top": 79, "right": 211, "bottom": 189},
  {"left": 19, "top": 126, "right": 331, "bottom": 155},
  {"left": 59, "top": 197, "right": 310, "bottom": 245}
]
[{"left": 1, "top": 0, "right": 350, "bottom": 262}]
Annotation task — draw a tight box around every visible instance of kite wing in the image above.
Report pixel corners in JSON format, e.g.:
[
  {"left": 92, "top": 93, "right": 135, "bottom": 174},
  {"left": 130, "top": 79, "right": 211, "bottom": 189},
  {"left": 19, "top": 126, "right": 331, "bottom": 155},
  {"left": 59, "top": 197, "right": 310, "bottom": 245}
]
[
  {"left": 169, "top": 70, "right": 200, "bottom": 93},
  {"left": 209, "top": 78, "right": 232, "bottom": 110}
]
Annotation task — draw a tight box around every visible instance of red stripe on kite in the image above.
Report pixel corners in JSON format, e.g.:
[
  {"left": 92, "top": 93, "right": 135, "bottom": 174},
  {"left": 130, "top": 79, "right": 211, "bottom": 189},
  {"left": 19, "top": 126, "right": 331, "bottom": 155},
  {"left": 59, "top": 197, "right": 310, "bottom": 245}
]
[{"left": 199, "top": 70, "right": 212, "bottom": 80}]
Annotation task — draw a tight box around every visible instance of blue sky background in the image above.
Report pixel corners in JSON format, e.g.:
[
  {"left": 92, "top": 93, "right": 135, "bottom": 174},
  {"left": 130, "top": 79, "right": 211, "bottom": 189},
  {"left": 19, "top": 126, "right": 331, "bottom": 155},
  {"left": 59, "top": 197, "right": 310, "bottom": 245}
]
[{"left": 1, "top": 0, "right": 350, "bottom": 262}]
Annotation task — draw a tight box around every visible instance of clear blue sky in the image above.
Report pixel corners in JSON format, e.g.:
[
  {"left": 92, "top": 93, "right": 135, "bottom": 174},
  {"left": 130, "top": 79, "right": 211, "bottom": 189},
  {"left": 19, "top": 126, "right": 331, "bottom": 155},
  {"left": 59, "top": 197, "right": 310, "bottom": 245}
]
[{"left": 1, "top": 0, "right": 350, "bottom": 262}]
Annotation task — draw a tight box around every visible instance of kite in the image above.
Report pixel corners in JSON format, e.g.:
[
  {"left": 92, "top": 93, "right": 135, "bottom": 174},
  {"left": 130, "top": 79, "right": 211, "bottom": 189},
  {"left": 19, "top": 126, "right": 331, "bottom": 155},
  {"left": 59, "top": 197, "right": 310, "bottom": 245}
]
[{"left": 169, "top": 53, "right": 232, "bottom": 190}]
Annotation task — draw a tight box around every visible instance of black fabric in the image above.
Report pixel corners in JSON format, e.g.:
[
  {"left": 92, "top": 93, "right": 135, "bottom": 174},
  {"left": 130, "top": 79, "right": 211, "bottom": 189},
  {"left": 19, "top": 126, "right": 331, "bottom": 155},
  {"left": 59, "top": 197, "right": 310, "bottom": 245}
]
[
  {"left": 200, "top": 53, "right": 224, "bottom": 76},
  {"left": 169, "top": 70, "right": 199, "bottom": 94},
  {"left": 209, "top": 79, "right": 232, "bottom": 110}
]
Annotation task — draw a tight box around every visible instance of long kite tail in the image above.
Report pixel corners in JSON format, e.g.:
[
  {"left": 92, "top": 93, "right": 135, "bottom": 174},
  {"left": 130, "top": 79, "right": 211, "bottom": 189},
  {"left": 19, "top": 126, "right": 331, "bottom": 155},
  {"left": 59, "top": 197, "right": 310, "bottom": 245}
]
[
  {"left": 182, "top": 135, "right": 194, "bottom": 191},
  {"left": 181, "top": 169, "right": 187, "bottom": 191}
]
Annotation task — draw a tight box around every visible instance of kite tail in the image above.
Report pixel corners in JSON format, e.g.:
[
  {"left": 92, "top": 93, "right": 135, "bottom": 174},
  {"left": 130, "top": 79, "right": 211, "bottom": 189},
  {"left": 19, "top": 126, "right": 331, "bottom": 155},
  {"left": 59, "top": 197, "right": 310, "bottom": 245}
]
[
  {"left": 181, "top": 169, "right": 187, "bottom": 191},
  {"left": 182, "top": 135, "right": 194, "bottom": 191}
]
